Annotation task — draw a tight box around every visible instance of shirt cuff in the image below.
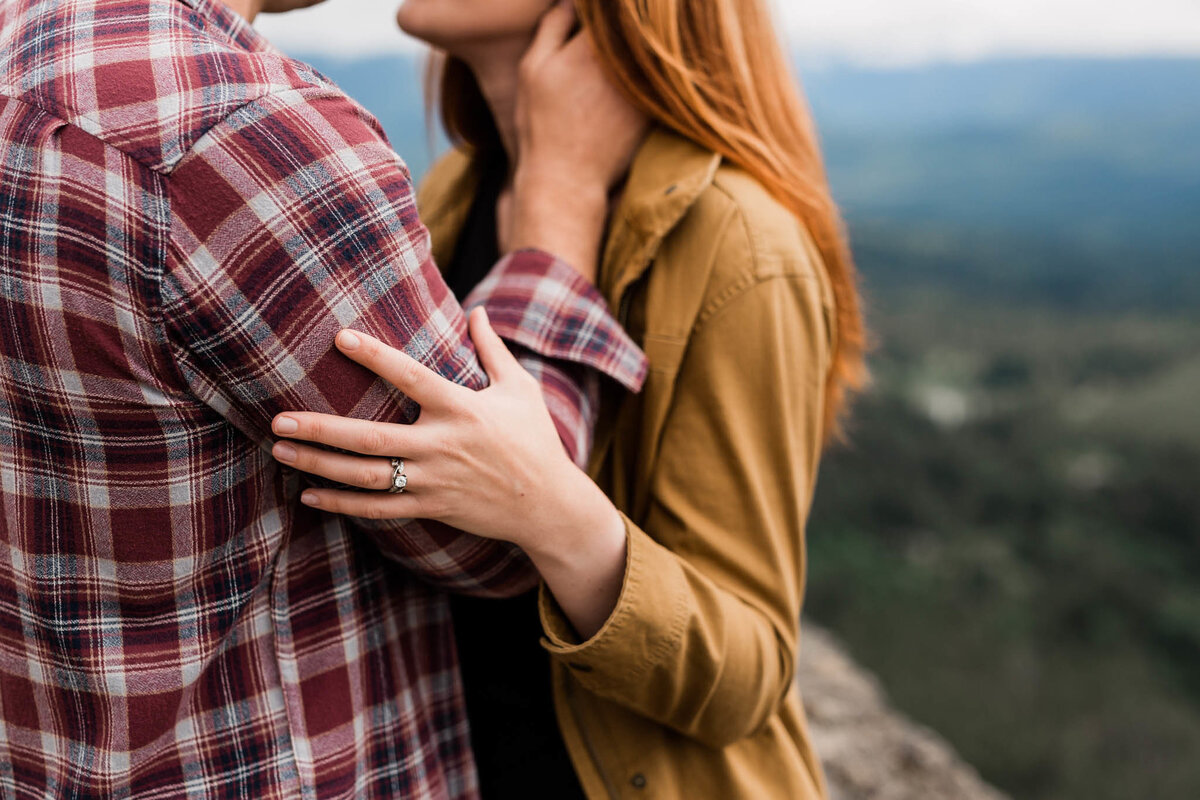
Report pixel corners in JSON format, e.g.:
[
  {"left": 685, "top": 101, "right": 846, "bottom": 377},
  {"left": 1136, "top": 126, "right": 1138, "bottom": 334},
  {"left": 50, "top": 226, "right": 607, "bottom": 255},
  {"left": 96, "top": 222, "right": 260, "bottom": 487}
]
[
  {"left": 464, "top": 249, "right": 648, "bottom": 393},
  {"left": 537, "top": 512, "right": 689, "bottom": 694}
]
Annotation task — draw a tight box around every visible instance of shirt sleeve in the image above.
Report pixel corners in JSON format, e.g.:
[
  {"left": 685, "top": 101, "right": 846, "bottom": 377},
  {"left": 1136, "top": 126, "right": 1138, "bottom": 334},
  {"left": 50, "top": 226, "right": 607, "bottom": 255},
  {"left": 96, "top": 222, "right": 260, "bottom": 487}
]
[{"left": 161, "top": 86, "right": 645, "bottom": 597}]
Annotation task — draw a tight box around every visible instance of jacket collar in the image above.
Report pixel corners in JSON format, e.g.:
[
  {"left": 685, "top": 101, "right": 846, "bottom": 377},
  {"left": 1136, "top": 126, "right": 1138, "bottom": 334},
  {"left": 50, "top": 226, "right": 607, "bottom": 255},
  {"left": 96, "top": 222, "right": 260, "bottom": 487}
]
[{"left": 598, "top": 128, "right": 722, "bottom": 303}]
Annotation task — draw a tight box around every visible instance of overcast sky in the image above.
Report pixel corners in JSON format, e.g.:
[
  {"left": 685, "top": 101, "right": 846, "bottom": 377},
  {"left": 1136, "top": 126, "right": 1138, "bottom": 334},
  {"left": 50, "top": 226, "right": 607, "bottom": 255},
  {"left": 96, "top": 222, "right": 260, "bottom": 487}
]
[{"left": 255, "top": 0, "right": 1200, "bottom": 66}]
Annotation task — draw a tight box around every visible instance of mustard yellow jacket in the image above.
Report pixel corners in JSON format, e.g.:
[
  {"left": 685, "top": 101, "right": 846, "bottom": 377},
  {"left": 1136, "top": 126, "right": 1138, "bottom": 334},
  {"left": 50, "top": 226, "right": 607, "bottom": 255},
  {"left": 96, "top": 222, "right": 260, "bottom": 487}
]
[{"left": 419, "top": 128, "right": 836, "bottom": 800}]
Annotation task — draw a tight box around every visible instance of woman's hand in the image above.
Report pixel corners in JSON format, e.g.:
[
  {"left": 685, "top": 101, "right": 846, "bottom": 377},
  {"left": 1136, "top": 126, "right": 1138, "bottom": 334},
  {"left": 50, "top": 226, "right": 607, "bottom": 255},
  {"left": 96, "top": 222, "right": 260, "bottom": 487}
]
[
  {"left": 271, "top": 308, "right": 604, "bottom": 547},
  {"left": 270, "top": 309, "right": 627, "bottom": 638},
  {"left": 507, "top": 0, "right": 649, "bottom": 278}
]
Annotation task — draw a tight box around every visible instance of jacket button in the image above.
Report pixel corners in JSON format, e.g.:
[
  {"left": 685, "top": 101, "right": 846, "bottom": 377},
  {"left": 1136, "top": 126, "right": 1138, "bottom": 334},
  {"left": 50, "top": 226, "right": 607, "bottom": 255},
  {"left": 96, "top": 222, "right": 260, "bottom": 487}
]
[
  {"left": 567, "top": 661, "right": 593, "bottom": 673},
  {"left": 631, "top": 773, "right": 647, "bottom": 789}
]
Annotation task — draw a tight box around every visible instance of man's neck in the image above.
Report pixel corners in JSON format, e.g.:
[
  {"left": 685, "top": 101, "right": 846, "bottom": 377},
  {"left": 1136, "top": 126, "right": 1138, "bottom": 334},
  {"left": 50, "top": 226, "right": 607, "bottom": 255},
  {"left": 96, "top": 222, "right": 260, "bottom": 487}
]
[{"left": 219, "top": 0, "right": 264, "bottom": 24}]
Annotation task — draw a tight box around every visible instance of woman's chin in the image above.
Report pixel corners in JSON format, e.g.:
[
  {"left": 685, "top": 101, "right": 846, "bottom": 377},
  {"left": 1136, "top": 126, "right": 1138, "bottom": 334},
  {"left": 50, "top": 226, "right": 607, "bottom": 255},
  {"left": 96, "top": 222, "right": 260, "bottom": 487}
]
[
  {"left": 394, "top": 2, "right": 444, "bottom": 45},
  {"left": 395, "top": 14, "right": 466, "bottom": 53}
]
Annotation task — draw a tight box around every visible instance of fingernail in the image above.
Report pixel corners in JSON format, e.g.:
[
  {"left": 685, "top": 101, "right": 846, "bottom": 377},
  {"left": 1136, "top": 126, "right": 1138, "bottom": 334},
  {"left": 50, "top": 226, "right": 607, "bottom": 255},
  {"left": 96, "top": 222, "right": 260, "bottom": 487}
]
[
  {"left": 273, "top": 442, "right": 297, "bottom": 463},
  {"left": 274, "top": 416, "right": 299, "bottom": 435},
  {"left": 338, "top": 330, "right": 361, "bottom": 351},
  {"left": 301, "top": 492, "right": 320, "bottom": 507}
]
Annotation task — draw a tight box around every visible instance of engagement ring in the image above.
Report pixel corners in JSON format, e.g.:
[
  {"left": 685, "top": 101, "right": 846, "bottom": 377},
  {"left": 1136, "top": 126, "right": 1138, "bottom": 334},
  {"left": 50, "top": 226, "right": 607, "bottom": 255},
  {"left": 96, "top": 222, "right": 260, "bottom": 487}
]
[{"left": 388, "top": 458, "right": 408, "bottom": 494}]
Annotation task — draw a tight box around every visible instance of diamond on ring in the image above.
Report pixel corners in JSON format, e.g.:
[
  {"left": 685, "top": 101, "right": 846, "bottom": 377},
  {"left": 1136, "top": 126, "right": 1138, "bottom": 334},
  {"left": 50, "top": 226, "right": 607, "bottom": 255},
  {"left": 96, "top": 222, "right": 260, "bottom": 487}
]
[{"left": 388, "top": 458, "right": 408, "bottom": 494}]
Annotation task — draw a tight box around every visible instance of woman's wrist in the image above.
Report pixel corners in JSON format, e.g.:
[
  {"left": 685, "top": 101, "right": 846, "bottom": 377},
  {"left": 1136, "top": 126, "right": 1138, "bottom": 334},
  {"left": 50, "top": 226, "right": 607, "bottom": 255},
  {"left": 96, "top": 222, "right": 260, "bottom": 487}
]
[
  {"left": 509, "top": 165, "right": 607, "bottom": 279},
  {"left": 522, "top": 486, "right": 624, "bottom": 573},
  {"left": 520, "top": 476, "right": 629, "bottom": 640}
]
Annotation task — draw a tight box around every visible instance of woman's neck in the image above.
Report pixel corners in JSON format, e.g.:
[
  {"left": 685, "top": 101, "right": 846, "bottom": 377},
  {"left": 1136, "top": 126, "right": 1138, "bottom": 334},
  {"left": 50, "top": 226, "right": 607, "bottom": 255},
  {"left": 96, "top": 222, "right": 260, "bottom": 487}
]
[
  {"left": 220, "top": 0, "right": 263, "bottom": 23},
  {"left": 459, "top": 41, "right": 529, "bottom": 172}
]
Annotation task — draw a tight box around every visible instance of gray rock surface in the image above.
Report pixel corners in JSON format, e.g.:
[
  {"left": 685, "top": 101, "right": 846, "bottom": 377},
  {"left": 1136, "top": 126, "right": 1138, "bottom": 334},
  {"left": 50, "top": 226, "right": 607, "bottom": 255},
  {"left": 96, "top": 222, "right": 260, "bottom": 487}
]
[{"left": 798, "top": 624, "right": 1010, "bottom": 800}]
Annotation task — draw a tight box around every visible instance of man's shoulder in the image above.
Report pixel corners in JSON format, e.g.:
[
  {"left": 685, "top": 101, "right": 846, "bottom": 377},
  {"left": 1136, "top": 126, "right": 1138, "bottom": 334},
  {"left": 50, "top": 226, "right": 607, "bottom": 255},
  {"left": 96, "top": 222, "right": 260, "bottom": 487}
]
[{"left": 0, "top": 0, "right": 353, "bottom": 173}]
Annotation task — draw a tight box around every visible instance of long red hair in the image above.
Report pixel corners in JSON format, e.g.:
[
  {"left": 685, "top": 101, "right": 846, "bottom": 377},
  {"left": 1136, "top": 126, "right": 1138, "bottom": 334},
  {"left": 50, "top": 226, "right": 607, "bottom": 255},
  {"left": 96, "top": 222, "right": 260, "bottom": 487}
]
[{"left": 432, "top": 0, "right": 868, "bottom": 444}]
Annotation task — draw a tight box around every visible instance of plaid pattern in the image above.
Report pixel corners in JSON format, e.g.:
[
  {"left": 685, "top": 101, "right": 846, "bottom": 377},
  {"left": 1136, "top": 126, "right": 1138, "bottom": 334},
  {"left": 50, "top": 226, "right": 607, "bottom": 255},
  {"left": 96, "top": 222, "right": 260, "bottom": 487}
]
[{"left": 0, "top": 1, "right": 647, "bottom": 798}]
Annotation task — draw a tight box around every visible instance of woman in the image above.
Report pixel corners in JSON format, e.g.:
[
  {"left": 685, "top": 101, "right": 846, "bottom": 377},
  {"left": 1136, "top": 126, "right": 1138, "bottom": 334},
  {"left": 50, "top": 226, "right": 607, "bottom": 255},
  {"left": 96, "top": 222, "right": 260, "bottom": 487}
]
[{"left": 270, "top": 0, "right": 867, "bottom": 797}]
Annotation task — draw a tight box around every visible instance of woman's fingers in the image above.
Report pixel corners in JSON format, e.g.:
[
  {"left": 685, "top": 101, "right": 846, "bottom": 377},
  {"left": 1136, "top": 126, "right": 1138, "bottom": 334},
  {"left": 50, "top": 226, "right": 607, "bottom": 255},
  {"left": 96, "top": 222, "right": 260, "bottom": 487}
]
[
  {"left": 272, "top": 440, "right": 417, "bottom": 493},
  {"left": 299, "top": 487, "right": 421, "bottom": 521},
  {"left": 524, "top": 0, "right": 576, "bottom": 69},
  {"left": 468, "top": 307, "right": 521, "bottom": 383},
  {"left": 272, "top": 411, "right": 427, "bottom": 457},
  {"left": 335, "top": 329, "right": 461, "bottom": 408},
  {"left": 559, "top": 22, "right": 598, "bottom": 65}
]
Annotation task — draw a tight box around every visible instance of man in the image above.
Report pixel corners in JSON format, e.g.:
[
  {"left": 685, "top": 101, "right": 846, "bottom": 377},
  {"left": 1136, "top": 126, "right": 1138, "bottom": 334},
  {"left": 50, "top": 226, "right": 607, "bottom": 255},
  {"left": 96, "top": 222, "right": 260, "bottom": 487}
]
[{"left": 0, "top": 0, "right": 645, "bottom": 796}]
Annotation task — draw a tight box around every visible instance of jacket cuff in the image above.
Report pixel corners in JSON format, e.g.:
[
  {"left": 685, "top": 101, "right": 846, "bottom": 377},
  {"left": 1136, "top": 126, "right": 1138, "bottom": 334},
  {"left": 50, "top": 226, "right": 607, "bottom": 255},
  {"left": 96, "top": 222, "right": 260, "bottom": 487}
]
[
  {"left": 538, "top": 513, "right": 689, "bottom": 694},
  {"left": 465, "top": 249, "right": 648, "bottom": 393}
]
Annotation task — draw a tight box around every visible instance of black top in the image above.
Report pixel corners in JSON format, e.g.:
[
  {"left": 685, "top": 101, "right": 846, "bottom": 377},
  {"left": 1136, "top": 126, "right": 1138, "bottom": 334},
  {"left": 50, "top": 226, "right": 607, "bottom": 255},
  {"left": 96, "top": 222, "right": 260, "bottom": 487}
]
[
  {"left": 445, "top": 159, "right": 588, "bottom": 800},
  {"left": 441, "top": 159, "right": 507, "bottom": 302}
]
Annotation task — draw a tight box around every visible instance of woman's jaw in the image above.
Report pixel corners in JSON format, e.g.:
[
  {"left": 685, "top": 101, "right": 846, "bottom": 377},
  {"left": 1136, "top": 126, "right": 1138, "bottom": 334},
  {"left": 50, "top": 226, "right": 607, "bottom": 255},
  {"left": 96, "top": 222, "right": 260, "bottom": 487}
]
[{"left": 395, "top": 0, "right": 553, "bottom": 60}]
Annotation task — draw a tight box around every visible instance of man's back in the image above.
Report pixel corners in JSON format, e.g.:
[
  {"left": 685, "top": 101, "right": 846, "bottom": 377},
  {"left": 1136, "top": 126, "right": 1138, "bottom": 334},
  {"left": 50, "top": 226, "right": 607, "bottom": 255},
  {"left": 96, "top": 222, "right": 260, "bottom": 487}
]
[
  {"left": 0, "top": 1, "right": 645, "bottom": 797},
  {"left": 0, "top": 0, "right": 462, "bottom": 796}
]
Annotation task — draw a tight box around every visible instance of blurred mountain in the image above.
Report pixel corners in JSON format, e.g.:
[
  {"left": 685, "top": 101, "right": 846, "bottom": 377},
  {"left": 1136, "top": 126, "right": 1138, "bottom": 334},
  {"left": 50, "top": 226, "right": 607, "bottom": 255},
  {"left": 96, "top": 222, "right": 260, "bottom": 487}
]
[
  {"left": 805, "top": 59, "right": 1200, "bottom": 244},
  {"left": 801, "top": 59, "right": 1200, "bottom": 310}
]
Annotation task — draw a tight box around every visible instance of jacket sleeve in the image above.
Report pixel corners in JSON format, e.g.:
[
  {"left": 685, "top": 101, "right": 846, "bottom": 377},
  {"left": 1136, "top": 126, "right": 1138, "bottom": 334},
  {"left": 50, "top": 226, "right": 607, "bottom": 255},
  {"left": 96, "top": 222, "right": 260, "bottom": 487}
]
[
  {"left": 538, "top": 256, "right": 832, "bottom": 746},
  {"left": 162, "top": 87, "right": 645, "bottom": 598}
]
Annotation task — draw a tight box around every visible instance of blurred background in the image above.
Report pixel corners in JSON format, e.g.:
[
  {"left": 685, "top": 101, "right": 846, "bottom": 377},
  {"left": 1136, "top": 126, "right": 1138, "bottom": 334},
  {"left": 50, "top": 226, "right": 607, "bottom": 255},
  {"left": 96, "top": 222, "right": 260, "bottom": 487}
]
[{"left": 259, "top": 3, "right": 1200, "bottom": 798}]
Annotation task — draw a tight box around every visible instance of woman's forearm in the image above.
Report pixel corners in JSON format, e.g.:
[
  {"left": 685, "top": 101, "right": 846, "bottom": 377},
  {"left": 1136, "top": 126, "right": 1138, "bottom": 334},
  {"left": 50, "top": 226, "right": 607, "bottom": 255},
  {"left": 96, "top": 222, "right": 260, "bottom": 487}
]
[{"left": 519, "top": 475, "right": 628, "bottom": 641}]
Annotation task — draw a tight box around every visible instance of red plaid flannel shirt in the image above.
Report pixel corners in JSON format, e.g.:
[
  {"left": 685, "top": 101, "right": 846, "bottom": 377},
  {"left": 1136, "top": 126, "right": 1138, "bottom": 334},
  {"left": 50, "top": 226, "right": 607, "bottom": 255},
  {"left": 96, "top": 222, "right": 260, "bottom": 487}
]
[{"left": 0, "top": 0, "right": 647, "bottom": 797}]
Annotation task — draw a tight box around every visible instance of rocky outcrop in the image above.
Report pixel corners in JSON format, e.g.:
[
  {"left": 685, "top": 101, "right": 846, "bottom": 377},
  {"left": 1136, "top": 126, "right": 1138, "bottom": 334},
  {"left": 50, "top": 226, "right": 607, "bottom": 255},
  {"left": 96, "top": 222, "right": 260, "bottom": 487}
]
[{"left": 798, "top": 624, "right": 1010, "bottom": 800}]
